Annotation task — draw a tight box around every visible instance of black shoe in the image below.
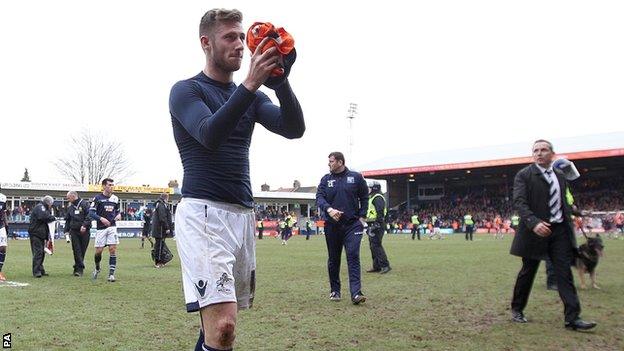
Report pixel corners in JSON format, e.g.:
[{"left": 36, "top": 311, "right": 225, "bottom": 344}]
[
  {"left": 511, "top": 310, "right": 527, "bottom": 323},
  {"left": 73, "top": 272, "right": 80, "bottom": 277},
  {"left": 380, "top": 267, "right": 392, "bottom": 274},
  {"left": 352, "top": 293, "right": 366, "bottom": 305},
  {"left": 547, "top": 284, "right": 558, "bottom": 291},
  {"left": 329, "top": 291, "right": 341, "bottom": 301},
  {"left": 565, "top": 319, "right": 597, "bottom": 331},
  {"left": 34, "top": 273, "right": 42, "bottom": 278},
  {"left": 366, "top": 268, "right": 381, "bottom": 273},
  {"left": 41, "top": 272, "right": 49, "bottom": 277}
]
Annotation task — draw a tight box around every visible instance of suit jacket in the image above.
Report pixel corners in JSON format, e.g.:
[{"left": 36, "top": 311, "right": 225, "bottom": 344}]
[{"left": 510, "top": 163, "right": 577, "bottom": 260}]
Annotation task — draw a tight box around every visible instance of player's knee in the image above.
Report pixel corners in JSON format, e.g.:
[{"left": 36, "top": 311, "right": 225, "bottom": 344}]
[{"left": 215, "top": 317, "right": 236, "bottom": 345}]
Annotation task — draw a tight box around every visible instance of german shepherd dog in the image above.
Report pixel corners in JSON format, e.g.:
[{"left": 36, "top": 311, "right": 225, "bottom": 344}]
[{"left": 576, "top": 234, "right": 604, "bottom": 289}]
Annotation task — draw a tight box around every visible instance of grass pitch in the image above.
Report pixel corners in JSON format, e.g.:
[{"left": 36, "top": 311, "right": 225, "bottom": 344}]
[{"left": 1, "top": 234, "right": 623, "bottom": 350}]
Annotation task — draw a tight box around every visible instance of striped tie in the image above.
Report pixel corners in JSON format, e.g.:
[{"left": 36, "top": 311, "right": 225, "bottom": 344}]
[{"left": 545, "top": 170, "right": 562, "bottom": 222}]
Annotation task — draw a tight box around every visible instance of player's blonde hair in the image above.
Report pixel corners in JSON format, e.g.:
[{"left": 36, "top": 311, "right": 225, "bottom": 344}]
[{"left": 199, "top": 8, "right": 243, "bottom": 38}]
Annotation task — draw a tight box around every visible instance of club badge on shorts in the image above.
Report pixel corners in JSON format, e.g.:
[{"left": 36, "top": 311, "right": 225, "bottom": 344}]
[{"left": 216, "top": 273, "right": 233, "bottom": 294}]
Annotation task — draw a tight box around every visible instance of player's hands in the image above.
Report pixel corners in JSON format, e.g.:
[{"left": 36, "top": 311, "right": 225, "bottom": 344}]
[
  {"left": 80, "top": 226, "right": 86, "bottom": 234},
  {"left": 100, "top": 218, "right": 111, "bottom": 227},
  {"left": 242, "top": 37, "right": 282, "bottom": 92},
  {"left": 533, "top": 221, "right": 552, "bottom": 237},
  {"left": 165, "top": 230, "right": 170, "bottom": 235},
  {"left": 327, "top": 207, "right": 343, "bottom": 221}
]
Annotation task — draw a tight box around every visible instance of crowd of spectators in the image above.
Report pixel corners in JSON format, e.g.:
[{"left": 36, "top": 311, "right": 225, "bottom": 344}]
[
  {"left": 388, "top": 177, "right": 624, "bottom": 231},
  {"left": 4, "top": 176, "right": 622, "bottom": 229}
]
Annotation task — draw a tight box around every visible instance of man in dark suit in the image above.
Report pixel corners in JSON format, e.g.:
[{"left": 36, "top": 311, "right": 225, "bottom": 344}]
[{"left": 510, "top": 139, "right": 596, "bottom": 331}]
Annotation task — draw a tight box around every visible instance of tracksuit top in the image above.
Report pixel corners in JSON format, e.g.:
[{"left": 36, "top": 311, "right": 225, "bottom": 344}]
[{"left": 316, "top": 168, "right": 369, "bottom": 225}]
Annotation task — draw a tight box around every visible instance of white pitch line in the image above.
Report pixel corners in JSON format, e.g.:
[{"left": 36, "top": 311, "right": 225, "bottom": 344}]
[{"left": 0, "top": 281, "right": 30, "bottom": 287}]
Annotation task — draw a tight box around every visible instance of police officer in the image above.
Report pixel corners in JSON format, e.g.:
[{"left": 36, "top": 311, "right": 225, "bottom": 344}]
[
  {"left": 28, "top": 195, "right": 56, "bottom": 277},
  {"left": 257, "top": 218, "right": 264, "bottom": 239},
  {"left": 279, "top": 218, "right": 288, "bottom": 244},
  {"left": 464, "top": 213, "right": 474, "bottom": 241},
  {"left": 305, "top": 219, "right": 312, "bottom": 240},
  {"left": 411, "top": 212, "right": 420, "bottom": 240},
  {"left": 64, "top": 191, "right": 92, "bottom": 276},
  {"left": 316, "top": 152, "right": 369, "bottom": 305},
  {"left": 152, "top": 193, "right": 173, "bottom": 267},
  {"left": 545, "top": 159, "right": 582, "bottom": 292},
  {"left": 365, "top": 182, "right": 391, "bottom": 274}
]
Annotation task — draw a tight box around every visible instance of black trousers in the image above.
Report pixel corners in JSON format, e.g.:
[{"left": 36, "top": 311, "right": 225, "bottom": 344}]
[
  {"left": 368, "top": 225, "right": 390, "bottom": 270},
  {"left": 465, "top": 225, "right": 474, "bottom": 241},
  {"left": 70, "top": 229, "right": 90, "bottom": 273},
  {"left": 29, "top": 235, "right": 46, "bottom": 276},
  {"left": 258, "top": 229, "right": 263, "bottom": 239},
  {"left": 154, "top": 237, "right": 165, "bottom": 264},
  {"left": 511, "top": 223, "right": 581, "bottom": 322},
  {"left": 545, "top": 257, "right": 556, "bottom": 287},
  {"left": 411, "top": 226, "right": 420, "bottom": 240}
]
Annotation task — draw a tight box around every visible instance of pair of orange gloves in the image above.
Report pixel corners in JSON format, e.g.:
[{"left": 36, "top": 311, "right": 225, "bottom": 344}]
[{"left": 246, "top": 22, "right": 296, "bottom": 89}]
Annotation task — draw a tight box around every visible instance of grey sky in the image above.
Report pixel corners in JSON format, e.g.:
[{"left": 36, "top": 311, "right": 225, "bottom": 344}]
[{"left": 1, "top": 1, "right": 622, "bottom": 191}]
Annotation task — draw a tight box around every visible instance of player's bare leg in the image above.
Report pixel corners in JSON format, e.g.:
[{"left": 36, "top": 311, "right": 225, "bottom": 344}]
[{"left": 198, "top": 302, "right": 237, "bottom": 350}]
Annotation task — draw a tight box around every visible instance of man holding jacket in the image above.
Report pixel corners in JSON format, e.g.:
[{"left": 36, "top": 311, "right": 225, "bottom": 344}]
[
  {"left": 152, "top": 193, "right": 173, "bottom": 267},
  {"left": 28, "top": 195, "right": 56, "bottom": 277},
  {"left": 510, "top": 139, "right": 596, "bottom": 331},
  {"left": 64, "top": 191, "right": 92, "bottom": 276}
]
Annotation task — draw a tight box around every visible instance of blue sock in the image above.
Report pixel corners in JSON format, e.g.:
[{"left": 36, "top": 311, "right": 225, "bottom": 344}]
[
  {"left": 109, "top": 255, "right": 117, "bottom": 275},
  {"left": 0, "top": 251, "right": 5, "bottom": 272},
  {"left": 202, "top": 343, "right": 232, "bottom": 351},
  {"left": 94, "top": 252, "right": 102, "bottom": 270},
  {"left": 194, "top": 329, "right": 204, "bottom": 351}
]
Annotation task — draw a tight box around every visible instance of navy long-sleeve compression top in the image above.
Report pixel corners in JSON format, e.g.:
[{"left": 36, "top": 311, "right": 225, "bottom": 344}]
[{"left": 169, "top": 72, "right": 304, "bottom": 208}]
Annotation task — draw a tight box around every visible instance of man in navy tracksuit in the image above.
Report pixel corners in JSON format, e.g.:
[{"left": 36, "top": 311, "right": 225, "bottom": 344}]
[{"left": 316, "top": 152, "right": 369, "bottom": 305}]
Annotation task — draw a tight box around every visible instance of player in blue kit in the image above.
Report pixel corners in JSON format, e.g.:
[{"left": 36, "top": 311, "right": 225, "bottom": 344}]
[
  {"left": 89, "top": 178, "right": 121, "bottom": 282},
  {"left": 169, "top": 8, "right": 304, "bottom": 351}
]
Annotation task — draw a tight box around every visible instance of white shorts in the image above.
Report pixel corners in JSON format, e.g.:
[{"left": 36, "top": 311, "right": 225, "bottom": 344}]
[
  {"left": 0, "top": 227, "right": 7, "bottom": 247},
  {"left": 94, "top": 227, "right": 120, "bottom": 248},
  {"left": 175, "top": 198, "right": 256, "bottom": 312}
]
